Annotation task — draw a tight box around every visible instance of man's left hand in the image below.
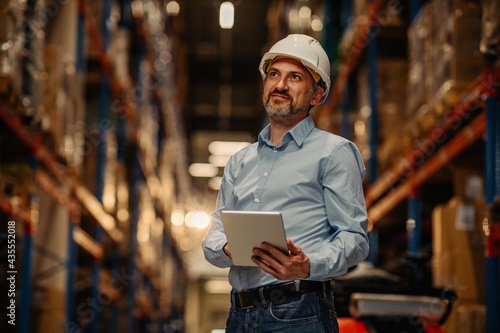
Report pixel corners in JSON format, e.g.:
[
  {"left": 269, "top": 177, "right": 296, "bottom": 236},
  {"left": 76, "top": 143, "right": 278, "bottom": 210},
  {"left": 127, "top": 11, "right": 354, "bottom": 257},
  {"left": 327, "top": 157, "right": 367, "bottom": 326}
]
[{"left": 251, "top": 238, "right": 310, "bottom": 280}]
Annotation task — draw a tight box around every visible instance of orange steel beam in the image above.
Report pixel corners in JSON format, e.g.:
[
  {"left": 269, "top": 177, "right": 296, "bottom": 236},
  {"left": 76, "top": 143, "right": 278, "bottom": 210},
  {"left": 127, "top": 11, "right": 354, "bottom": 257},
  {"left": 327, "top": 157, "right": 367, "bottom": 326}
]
[
  {"left": 79, "top": 1, "right": 185, "bottom": 265},
  {"left": 78, "top": 0, "right": 135, "bottom": 124},
  {"left": 0, "top": 195, "right": 33, "bottom": 227},
  {"left": 0, "top": 192, "right": 102, "bottom": 259},
  {"left": 0, "top": 102, "right": 123, "bottom": 243},
  {"left": 368, "top": 112, "right": 486, "bottom": 224},
  {"left": 35, "top": 170, "right": 104, "bottom": 260},
  {"left": 73, "top": 227, "right": 104, "bottom": 260},
  {"left": 366, "top": 65, "right": 500, "bottom": 208},
  {"left": 80, "top": 0, "right": 168, "bottom": 205}
]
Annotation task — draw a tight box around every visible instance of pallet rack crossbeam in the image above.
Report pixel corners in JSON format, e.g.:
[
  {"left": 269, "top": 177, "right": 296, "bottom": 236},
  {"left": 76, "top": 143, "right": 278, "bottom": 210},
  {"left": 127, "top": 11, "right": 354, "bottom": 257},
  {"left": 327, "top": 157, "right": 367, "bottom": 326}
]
[
  {"left": 366, "top": 66, "right": 500, "bottom": 208},
  {"left": 368, "top": 112, "right": 486, "bottom": 224}
]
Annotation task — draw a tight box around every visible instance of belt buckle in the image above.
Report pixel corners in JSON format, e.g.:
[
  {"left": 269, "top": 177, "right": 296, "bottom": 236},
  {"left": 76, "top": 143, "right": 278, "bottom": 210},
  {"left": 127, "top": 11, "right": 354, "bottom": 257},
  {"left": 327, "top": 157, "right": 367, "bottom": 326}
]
[
  {"left": 294, "top": 279, "right": 300, "bottom": 292},
  {"left": 238, "top": 290, "right": 255, "bottom": 309}
]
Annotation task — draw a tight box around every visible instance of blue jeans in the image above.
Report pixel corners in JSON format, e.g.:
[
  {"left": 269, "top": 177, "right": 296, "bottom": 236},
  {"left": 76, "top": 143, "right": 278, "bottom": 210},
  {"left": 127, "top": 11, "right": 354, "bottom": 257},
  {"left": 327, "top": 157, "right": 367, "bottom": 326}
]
[{"left": 225, "top": 289, "right": 339, "bottom": 333}]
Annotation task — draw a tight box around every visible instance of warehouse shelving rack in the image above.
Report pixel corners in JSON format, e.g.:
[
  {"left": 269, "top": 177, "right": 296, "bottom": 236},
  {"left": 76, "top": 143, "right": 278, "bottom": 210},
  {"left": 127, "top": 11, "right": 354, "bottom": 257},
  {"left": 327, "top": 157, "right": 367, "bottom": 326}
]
[
  {"left": 313, "top": 0, "right": 500, "bottom": 331},
  {"left": 0, "top": 0, "right": 188, "bottom": 332}
]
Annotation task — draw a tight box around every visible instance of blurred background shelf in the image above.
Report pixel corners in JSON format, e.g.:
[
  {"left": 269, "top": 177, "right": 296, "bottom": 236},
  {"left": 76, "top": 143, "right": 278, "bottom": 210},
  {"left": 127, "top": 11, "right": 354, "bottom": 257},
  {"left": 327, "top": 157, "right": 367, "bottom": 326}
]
[{"left": 1, "top": 0, "right": 499, "bottom": 332}]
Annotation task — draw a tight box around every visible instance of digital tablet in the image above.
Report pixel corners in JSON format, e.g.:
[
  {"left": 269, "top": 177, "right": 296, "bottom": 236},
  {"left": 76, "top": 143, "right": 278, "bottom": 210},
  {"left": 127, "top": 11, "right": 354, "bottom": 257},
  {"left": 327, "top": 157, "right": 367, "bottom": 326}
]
[{"left": 221, "top": 210, "right": 289, "bottom": 267}]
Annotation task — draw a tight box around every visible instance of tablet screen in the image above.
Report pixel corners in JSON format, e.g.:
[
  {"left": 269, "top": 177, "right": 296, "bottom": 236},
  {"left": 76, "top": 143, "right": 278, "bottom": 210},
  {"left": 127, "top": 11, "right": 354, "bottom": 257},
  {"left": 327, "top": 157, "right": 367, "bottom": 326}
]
[{"left": 221, "top": 210, "right": 288, "bottom": 267}]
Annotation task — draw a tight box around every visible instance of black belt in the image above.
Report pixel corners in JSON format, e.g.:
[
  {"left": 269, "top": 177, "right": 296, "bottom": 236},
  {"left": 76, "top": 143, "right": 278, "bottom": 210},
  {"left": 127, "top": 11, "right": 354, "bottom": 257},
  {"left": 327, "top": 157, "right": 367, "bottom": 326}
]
[{"left": 232, "top": 280, "right": 331, "bottom": 309}]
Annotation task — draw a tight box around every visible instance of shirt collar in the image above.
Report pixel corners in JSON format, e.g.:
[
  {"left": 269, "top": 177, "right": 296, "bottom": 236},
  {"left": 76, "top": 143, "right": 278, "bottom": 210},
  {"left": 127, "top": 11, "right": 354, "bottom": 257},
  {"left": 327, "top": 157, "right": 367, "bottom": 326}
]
[{"left": 257, "top": 115, "right": 315, "bottom": 150}]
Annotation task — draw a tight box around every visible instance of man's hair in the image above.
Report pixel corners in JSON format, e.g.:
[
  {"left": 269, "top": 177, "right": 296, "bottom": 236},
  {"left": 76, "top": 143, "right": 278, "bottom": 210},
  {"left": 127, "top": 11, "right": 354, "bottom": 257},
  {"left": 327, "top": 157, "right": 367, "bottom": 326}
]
[
  {"left": 308, "top": 80, "right": 323, "bottom": 112},
  {"left": 311, "top": 78, "right": 323, "bottom": 95}
]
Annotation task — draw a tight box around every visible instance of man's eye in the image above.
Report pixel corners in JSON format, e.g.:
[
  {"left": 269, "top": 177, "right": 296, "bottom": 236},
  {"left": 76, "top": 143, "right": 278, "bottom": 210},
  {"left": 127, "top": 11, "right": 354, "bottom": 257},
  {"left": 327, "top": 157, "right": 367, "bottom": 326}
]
[
  {"left": 290, "top": 74, "right": 301, "bottom": 80},
  {"left": 269, "top": 72, "right": 278, "bottom": 77}
]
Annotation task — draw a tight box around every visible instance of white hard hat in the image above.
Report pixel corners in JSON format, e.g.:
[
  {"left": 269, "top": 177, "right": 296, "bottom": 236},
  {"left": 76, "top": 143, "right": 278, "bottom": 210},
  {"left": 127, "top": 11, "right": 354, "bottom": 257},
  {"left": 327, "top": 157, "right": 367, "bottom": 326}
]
[{"left": 259, "top": 34, "right": 331, "bottom": 104}]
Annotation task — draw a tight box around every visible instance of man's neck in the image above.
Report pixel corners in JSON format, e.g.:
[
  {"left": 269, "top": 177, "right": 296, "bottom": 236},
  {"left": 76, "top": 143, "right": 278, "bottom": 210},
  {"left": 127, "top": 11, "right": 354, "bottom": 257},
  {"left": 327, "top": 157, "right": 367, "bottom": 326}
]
[{"left": 269, "top": 113, "right": 307, "bottom": 146}]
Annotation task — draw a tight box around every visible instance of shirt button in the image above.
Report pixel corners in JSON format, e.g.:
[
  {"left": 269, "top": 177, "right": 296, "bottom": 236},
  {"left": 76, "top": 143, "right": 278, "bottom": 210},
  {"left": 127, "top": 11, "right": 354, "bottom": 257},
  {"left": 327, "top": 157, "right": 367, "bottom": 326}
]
[
  {"left": 264, "top": 172, "right": 268, "bottom": 177},
  {"left": 254, "top": 198, "right": 260, "bottom": 203},
  {"left": 273, "top": 149, "right": 277, "bottom": 152}
]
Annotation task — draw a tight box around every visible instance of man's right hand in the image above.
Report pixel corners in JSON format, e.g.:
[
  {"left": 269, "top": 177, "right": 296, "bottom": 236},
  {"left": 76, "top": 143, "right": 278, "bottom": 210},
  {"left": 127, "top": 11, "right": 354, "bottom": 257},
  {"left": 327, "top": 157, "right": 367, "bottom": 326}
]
[{"left": 223, "top": 242, "right": 232, "bottom": 260}]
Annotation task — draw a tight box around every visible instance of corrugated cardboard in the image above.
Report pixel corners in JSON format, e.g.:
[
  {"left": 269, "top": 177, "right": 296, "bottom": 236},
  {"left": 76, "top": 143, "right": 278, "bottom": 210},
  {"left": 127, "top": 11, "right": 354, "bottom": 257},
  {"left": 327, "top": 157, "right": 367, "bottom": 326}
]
[
  {"left": 453, "top": 249, "right": 485, "bottom": 301},
  {"left": 32, "top": 287, "right": 66, "bottom": 333},
  {"left": 431, "top": 196, "right": 486, "bottom": 298}
]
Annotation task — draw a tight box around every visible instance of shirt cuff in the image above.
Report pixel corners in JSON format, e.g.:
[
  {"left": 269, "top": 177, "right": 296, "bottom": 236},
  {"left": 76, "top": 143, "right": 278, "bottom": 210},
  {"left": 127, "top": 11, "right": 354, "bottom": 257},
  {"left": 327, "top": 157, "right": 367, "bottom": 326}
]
[
  {"left": 308, "top": 252, "right": 348, "bottom": 279},
  {"left": 307, "top": 253, "right": 324, "bottom": 280},
  {"left": 218, "top": 244, "right": 233, "bottom": 267}
]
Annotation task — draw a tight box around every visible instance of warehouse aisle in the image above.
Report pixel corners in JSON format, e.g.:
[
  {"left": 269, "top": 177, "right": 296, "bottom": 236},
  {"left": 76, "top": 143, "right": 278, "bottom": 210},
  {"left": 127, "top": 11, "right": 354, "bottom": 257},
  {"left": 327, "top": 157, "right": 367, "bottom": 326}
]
[{"left": 0, "top": 1, "right": 499, "bottom": 332}]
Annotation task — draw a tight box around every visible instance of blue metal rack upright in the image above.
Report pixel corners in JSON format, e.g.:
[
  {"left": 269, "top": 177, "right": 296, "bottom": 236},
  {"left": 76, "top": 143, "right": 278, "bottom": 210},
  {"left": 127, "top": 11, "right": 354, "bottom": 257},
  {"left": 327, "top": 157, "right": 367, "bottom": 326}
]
[
  {"left": 367, "top": 9, "right": 378, "bottom": 185},
  {"left": 407, "top": 192, "right": 422, "bottom": 256},
  {"left": 65, "top": 6, "right": 87, "bottom": 329},
  {"left": 65, "top": 201, "right": 79, "bottom": 329},
  {"left": 485, "top": 95, "right": 500, "bottom": 333},
  {"left": 19, "top": 0, "right": 38, "bottom": 329},
  {"left": 367, "top": 0, "right": 380, "bottom": 263},
  {"left": 89, "top": 0, "right": 112, "bottom": 332},
  {"left": 126, "top": 37, "right": 146, "bottom": 333},
  {"left": 19, "top": 158, "right": 37, "bottom": 333},
  {"left": 340, "top": 0, "right": 352, "bottom": 140}
]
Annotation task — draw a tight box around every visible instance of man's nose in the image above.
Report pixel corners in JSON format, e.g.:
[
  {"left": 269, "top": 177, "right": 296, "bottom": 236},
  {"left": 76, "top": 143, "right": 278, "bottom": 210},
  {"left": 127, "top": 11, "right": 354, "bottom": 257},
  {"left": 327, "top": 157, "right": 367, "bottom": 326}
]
[{"left": 275, "top": 77, "right": 288, "bottom": 91}]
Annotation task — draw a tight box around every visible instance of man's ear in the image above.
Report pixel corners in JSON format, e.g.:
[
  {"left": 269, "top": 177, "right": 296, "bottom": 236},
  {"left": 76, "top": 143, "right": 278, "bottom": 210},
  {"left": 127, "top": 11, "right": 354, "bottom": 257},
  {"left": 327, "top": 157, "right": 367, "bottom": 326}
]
[{"left": 310, "top": 88, "right": 324, "bottom": 106}]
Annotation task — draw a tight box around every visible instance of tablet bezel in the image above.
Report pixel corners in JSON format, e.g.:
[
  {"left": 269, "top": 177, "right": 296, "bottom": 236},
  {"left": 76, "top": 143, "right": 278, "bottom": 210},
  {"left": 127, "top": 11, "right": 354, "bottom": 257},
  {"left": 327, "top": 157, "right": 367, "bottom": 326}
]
[{"left": 221, "top": 210, "right": 289, "bottom": 267}]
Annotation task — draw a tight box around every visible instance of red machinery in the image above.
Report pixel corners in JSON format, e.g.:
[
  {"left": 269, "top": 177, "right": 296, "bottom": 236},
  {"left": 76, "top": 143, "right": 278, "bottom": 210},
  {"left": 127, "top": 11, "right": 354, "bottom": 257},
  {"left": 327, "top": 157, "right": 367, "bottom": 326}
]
[{"left": 332, "top": 262, "right": 456, "bottom": 333}]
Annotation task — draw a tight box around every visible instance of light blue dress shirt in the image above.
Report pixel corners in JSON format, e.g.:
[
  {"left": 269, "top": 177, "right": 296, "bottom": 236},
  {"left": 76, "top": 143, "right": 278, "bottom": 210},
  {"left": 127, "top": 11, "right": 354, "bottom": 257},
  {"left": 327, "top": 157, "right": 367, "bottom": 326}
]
[{"left": 202, "top": 115, "right": 369, "bottom": 291}]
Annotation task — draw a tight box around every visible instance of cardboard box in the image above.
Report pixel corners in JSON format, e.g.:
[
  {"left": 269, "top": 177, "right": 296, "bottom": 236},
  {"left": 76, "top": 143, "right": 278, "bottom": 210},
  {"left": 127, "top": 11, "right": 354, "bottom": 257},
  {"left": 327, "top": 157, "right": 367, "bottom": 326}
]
[
  {"left": 448, "top": 197, "right": 485, "bottom": 250},
  {"left": 431, "top": 252, "right": 453, "bottom": 288},
  {"left": 453, "top": 249, "right": 485, "bottom": 300},
  {"left": 431, "top": 197, "right": 484, "bottom": 255},
  {"left": 430, "top": 0, "right": 483, "bottom": 111},
  {"left": 431, "top": 196, "right": 486, "bottom": 298},
  {"left": 406, "top": 3, "right": 433, "bottom": 117},
  {"left": 442, "top": 299, "right": 484, "bottom": 333},
  {"left": 431, "top": 249, "right": 485, "bottom": 301},
  {"left": 450, "top": 165, "right": 484, "bottom": 199},
  {"left": 432, "top": 196, "right": 485, "bottom": 251},
  {"left": 31, "top": 287, "right": 66, "bottom": 333},
  {"left": 432, "top": 204, "right": 453, "bottom": 255}
]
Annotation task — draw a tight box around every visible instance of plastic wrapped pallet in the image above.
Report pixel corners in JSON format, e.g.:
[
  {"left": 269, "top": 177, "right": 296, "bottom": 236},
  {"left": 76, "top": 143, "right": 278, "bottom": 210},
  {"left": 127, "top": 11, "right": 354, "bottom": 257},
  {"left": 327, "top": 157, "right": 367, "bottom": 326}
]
[
  {"left": 480, "top": 0, "right": 500, "bottom": 56},
  {"left": 406, "top": 2, "right": 433, "bottom": 118},
  {"left": 431, "top": 0, "right": 483, "bottom": 112},
  {"left": 0, "top": 0, "right": 24, "bottom": 104}
]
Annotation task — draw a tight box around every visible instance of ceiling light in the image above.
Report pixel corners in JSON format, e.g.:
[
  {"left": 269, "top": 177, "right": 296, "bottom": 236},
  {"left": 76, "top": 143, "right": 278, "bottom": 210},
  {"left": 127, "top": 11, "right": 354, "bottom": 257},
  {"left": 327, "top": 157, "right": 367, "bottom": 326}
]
[
  {"left": 208, "top": 141, "right": 250, "bottom": 155},
  {"left": 192, "top": 212, "right": 210, "bottom": 229},
  {"left": 184, "top": 212, "right": 194, "bottom": 228},
  {"left": 354, "top": 120, "right": 366, "bottom": 136},
  {"left": 188, "top": 163, "right": 219, "bottom": 177},
  {"left": 208, "top": 154, "right": 231, "bottom": 167},
  {"left": 219, "top": 2, "right": 234, "bottom": 29},
  {"left": 171, "top": 210, "right": 185, "bottom": 226},
  {"left": 311, "top": 16, "right": 323, "bottom": 32},
  {"left": 288, "top": 9, "right": 299, "bottom": 31},
  {"left": 208, "top": 177, "right": 223, "bottom": 191},
  {"left": 166, "top": 1, "right": 180, "bottom": 16},
  {"left": 298, "top": 6, "right": 311, "bottom": 20},
  {"left": 180, "top": 238, "right": 193, "bottom": 251}
]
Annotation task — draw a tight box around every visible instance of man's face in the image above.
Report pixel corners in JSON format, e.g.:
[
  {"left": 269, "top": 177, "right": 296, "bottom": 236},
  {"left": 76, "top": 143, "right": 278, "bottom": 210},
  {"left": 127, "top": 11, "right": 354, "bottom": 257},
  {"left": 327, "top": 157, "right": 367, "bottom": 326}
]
[{"left": 262, "top": 58, "right": 322, "bottom": 118}]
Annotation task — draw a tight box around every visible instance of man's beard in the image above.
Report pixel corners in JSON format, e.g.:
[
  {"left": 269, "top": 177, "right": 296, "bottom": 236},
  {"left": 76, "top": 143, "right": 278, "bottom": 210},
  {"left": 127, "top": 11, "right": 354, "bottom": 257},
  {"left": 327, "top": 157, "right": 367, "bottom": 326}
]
[{"left": 263, "top": 89, "right": 312, "bottom": 117}]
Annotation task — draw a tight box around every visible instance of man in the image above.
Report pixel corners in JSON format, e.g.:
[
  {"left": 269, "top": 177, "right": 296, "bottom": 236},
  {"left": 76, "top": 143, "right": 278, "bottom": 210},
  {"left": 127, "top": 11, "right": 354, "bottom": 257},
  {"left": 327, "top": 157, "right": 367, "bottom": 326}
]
[{"left": 202, "top": 34, "right": 369, "bottom": 332}]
